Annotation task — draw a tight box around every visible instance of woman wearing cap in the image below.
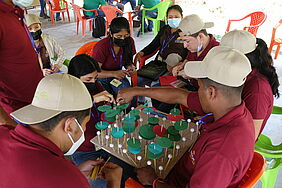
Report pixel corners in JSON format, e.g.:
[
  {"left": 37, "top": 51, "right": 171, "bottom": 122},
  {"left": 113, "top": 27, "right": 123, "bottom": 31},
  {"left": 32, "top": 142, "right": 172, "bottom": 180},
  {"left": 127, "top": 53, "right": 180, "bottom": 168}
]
[
  {"left": 25, "top": 14, "right": 67, "bottom": 76},
  {"left": 134, "top": 5, "right": 187, "bottom": 72},
  {"left": 92, "top": 17, "right": 136, "bottom": 96},
  {"left": 221, "top": 30, "right": 280, "bottom": 139},
  {"left": 68, "top": 54, "right": 115, "bottom": 165}
]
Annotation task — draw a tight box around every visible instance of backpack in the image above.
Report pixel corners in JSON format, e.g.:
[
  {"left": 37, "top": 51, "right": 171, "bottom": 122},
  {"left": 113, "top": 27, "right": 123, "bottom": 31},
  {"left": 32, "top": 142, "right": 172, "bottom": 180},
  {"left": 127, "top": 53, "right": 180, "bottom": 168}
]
[{"left": 92, "top": 16, "right": 106, "bottom": 38}]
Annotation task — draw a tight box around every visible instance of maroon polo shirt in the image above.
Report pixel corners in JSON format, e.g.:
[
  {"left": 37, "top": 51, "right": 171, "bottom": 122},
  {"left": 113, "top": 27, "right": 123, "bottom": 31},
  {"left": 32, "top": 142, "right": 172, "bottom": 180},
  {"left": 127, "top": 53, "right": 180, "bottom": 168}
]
[
  {"left": 92, "top": 37, "right": 136, "bottom": 71},
  {"left": 242, "top": 69, "right": 273, "bottom": 136},
  {"left": 167, "top": 102, "right": 255, "bottom": 188},
  {"left": 0, "top": 2, "right": 43, "bottom": 114},
  {"left": 187, "top": 69, "right": 273, "bottom": 136},
  {"left": 0, "top": 125, "right": 90, "bottom": 188}
]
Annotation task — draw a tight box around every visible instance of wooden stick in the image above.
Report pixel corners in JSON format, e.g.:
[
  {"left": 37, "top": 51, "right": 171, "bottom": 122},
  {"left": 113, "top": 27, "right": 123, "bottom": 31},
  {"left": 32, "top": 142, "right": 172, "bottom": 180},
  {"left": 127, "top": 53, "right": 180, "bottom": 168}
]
[{"left": 98, "top": 157, "right": 111, "bottom": 174}]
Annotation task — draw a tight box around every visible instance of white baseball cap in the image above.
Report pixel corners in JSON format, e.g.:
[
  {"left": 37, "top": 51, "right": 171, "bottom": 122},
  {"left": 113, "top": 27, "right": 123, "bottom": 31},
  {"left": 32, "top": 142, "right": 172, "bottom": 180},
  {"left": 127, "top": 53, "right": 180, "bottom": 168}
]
[
  {"left": 184, "top": 46, "right": 251, "bottom": 87},
  {"left": 221, "top": 30, "right": 257, "bottom": 54},
  {"left": 179, "top": 14, "right": 214, "bottom": 36},
  {"left": 11, "top": 73, "right": 92, "bottom": 124}
]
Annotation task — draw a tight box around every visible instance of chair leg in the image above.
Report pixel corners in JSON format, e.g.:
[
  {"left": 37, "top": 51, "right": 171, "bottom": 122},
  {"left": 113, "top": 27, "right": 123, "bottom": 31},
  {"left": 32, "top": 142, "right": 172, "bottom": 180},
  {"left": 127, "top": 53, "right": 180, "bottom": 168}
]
[
  {"left": 82, "top": 20, "right": 86, "bottom": 36},
  {"left": 153, "top": 20, "right": 158, "bottom": 36},
  {"left": 50, "top": 11, "right": 55, "bottom": 24},
  {"left": 62, "top": 12, "right": 65, "bottom": 21},
  {"left": 260, "top": 168, "right": 280, "bottom": 188},
  {"left": 76, "top": 20, "right": 79, "bottom": 35},
  {"left": 89, "top": 20, "right": 92, "bottom": 31},
  {"left": 142, "top": 11, "right": 145, "bottom": 35},
  {"left": 67, "top": 10, "right": 70, "bottom": 22},
  {"left": 274, "top": 45, "right": 280, "bottom": 59}
]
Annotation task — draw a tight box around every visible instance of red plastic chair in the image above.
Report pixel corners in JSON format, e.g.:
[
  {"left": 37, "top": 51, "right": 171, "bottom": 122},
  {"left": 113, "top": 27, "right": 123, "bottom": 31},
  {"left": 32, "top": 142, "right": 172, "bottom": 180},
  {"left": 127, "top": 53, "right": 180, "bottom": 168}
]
[
  {"left": 125, "top": 178, "right": 143, "bottom": 188},
  {"left": 75, "top": 41, "right": 99, "bottom": 56},
  {"left": 226, "top": 11, "right": 267, "bottom": 36},
  {"left": 46, "top": 0, "right": 70, "bottom": 24},
  {"left": 238, "top": 152, "right": 266, "bottom": 188},
  {"left": 138, "top": 48, "right": 159, "bottom": 69},
  {"left": 269, "top": 19, "right": 282, "bottom": 59},
  {"left": 71, "top": 3, "right": 98, "bottom": 36}
]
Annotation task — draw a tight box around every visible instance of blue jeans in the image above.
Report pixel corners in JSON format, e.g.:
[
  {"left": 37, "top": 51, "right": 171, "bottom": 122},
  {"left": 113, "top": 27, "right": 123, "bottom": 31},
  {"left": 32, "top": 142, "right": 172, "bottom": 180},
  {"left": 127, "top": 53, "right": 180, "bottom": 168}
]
[
  {"left": 85, "top": 9, "right": 105, "bottom": 18},
  {"left": 71, "top": 150, "right": 137, "bottom": 188},
  {"left": 138, "top": 10, "right": 157, "bottom": 30},
  {"left": 122, "top": 0, "right": 136, "bottom": 9}
]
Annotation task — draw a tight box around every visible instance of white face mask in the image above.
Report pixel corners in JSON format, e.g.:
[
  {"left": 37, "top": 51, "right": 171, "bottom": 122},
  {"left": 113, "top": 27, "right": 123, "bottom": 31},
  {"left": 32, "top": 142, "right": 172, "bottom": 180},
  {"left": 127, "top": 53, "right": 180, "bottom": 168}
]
[
  {"left": 64, "top": 119, "right": 85, "bottom": 156},
  {"left": 167, "top": 18, "right": 181, "bottom": 29},
  {"left": 12, "top": 0, "right": 34, "bottom": 8},
  {"left": 196, "top": 37, "right": 203, "bottom": 52}
]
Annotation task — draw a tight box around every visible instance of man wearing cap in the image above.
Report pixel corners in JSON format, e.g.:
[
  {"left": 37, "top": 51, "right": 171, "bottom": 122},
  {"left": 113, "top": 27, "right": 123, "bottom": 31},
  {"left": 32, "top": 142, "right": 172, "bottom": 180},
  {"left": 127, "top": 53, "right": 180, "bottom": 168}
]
[
  {"left": 0, "top": 0, "right": 43, "bottom": 126},
  {"left": 0, "top": 73, "right": 122, "bottom": 188},
  {"left": 117, "top": 46, "right": 255, "bottom": 187},
  {"left": 172, "top": 14, "right": 219, "bottom": 80}
]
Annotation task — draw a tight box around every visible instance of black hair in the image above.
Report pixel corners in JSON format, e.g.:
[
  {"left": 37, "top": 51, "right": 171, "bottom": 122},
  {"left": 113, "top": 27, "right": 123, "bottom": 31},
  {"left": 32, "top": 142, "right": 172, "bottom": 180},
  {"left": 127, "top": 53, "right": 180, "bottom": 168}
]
[
  {"left": 109, "top": 17, "right": 130, "bottom": 35},
  {"left": 191, "top": 29, "right": 208, "bottom": 37},
  {"left": 166, "top": 5, "right": 183, "bottom": 17},
  {"left": 246, "top": 38, "right": 280, "bottom": 98},
  {"left": 68, "top": 54, "right": 101, "bottom": 78},
  {"left": 34, "top": 109, "right": 90, "bottom": 132},
  {"left": 109, "top": 17, "right": 133, "bottom": 67},
  {"left": 201, "top": 78, "right": 244, "bottom": 99}
]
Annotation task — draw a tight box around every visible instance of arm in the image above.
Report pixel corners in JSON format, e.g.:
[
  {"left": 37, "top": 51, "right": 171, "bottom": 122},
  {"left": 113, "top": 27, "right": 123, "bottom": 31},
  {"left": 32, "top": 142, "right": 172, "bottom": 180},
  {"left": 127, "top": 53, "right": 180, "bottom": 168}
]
[
  {"left": 0, "top": 106, "right": 17, "bottom": 127},
  {"left": 117, "top": 87, "right": 189, "bottom": 107},
  {"left": 97, "top": 62, "right": 130, "bottom": 79},
  {"left": 49, "top": 35, "right": 65, "bottom": 69},
  {"left": 141, "top": 28, "right": 162, "bottom": 56}
]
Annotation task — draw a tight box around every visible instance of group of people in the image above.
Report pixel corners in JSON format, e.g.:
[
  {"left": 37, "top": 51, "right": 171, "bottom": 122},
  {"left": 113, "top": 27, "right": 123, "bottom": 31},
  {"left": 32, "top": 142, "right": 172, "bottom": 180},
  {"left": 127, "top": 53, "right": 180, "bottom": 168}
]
[{"left": 0, "top": 0, "right": 280, "bottom": 187}]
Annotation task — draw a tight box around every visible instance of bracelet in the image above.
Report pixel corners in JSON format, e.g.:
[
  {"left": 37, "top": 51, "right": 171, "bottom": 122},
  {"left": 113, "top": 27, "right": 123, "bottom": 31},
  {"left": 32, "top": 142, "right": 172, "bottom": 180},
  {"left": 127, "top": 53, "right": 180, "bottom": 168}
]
[{"left": 152, "top": 178, "right": 165, "bottom": 188}]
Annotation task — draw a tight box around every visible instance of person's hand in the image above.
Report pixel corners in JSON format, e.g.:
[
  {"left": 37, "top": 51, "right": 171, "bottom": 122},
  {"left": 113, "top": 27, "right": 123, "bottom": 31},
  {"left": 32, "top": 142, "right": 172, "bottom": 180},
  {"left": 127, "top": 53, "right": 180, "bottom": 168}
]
[
  {"left": 78, "top": 160, "right": 104, "bottom": 179},
  {"left": 134, "top": 51, "right": 144, "bottom": 65},
  {"left": 52, "top": 64, "right": 60, "bottom": 72},
  {"left": 93, "top": 91, "right": 115, "bottom": 104},
  {"left": 42, "top": 69, "right": 53, "bottom": 76},
  {"left": 136, "top": 166, "right": 157, "bottom": 186},
  {"left": 126, "top": 64, "right": 136, "bottom": 77},
  {"left": 113, "top": 70, "right": 130, "bottom": 80},
  {"left": 177, "top": 69, "right": 191, "bottom": 79},
  {"left": 101, "top": 162, "right": 122, "bottom": 187},
  {"left": 116, "top": 88, "right": 135, "bottom": 104}
]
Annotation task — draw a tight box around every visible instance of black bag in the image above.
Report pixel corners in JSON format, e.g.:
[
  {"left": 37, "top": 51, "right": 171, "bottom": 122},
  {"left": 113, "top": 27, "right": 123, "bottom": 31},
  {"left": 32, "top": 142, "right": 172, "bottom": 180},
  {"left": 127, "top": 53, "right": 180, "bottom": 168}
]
[
  {"left": 137, "top": 60, "right": 168, "bottom": 81},
  {"left": 92, "top": 16, "right": 106, "bottom": 38}
]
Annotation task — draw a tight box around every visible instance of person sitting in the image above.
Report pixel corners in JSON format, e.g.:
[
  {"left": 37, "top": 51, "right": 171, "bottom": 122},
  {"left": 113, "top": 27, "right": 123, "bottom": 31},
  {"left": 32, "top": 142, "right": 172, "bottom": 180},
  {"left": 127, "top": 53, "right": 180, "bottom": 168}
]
[
  {"left": 0, "top": 73, "right": 122, "bottom": 188},
  {"left": 83, "top": 0, "right": 106, "bottom": 18},
  {"left": 172, "top": 14, "right": 219, "bottom": 83},
  {"left": 25, "top": 14, "right": 67, "bottom": 76},
  {"left": 220, "top": 30, "right": 280, "bottom": 139},
  {"left": 92, "top": 17, "right": 136, "bottom": 96},
  {"left": 136, "top": 0, "right": 160, "bottom": 32},
  {"left": 117, "top": 46, "right": 255, "bottom": 187}
]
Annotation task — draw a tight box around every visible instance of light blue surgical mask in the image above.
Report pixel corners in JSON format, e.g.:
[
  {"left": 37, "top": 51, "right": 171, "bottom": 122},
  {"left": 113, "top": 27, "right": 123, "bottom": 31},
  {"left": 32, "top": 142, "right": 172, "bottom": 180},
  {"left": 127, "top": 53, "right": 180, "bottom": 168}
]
[
  {"left": 196, "top": 37, "right": 203, "bottom": 52},
  {"left": 167, "top": 18, "right": 181, "bottom": 29},
  {"left": 12, "top": 0, "right": 34, "bottom": 8}
]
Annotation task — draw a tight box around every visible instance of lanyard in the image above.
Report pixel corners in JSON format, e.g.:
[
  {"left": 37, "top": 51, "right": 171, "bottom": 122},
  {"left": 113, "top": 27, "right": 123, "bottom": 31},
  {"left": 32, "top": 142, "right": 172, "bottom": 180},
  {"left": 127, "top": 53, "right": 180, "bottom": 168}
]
[
  {"left": 159, "top": 33, "right": 178, "bottom": 55},
  {"left": 197, "top": 113, "right": 213, "bottom": 126},
  {"left": 110, "top": 44, "right": 123, "bottom": 69},
  {"left": 91, "top": 104, "right": 100, "bottom": 123}
]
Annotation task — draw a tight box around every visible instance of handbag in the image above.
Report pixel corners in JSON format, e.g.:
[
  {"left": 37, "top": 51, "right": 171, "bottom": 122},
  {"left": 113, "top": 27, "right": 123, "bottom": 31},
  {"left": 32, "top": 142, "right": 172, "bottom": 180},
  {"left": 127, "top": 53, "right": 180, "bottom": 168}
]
[{"left": 137, "top": 60, "right": 168, "bottom": 81}]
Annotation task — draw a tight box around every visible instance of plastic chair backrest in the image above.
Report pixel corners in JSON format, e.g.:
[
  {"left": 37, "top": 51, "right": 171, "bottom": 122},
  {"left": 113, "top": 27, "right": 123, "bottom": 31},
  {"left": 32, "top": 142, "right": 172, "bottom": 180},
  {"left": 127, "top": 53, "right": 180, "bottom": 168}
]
[
  {"left": 75, "top": 41, "right": 99, "bottom": 56},
  {"left": 100, "top": 5, "right": 123, "bottom": 25},
  {"left": 272, "top": 105, "right": 282, "bottom": 115},
  {"left": 153, "top": 0, "right": 172, "bottom": 20},
  {"left": 245, "top": 11, "right": 267, "bottom": 35},
  {"left": 238, "top": 152, "right": 266, "bottom": 187},
  {"left": 270, "top": 19, "right": 282, "bottom": 43},
  {"left": 255, "top": 134, "right": 282, "bottom": 158},
  {"left": 71, "top": 3, "right": 83, "bottom": 20},
  {"left": 48, "top": 0, "right": 63, "bottom": 11}
]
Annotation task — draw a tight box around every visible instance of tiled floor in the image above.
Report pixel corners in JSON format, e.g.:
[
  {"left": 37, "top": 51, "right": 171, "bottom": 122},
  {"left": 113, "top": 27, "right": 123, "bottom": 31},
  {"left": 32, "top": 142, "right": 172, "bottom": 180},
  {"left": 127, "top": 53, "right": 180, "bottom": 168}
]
[{"left": 28, "top": 8, "right": 282, "bottom": 187}]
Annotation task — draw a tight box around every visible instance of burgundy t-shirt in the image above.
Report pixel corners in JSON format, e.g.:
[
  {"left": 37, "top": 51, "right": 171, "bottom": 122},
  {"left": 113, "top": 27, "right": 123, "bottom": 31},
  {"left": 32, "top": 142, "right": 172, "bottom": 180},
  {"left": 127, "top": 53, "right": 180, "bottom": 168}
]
[
  {"left": 0, "top": 125, "right": 90, "bottom": 188},
  {"left": 0, "top": 2, "right": 43, "bottom": 114},
  {"left": 167, "top": 102, "right": 255, "bottom": 188},
  {"left": 78, "top": 82, "right": 104, "bottom": 152},
  {"left": 92, "top": 37, "right": 136, "bottom": 71}
]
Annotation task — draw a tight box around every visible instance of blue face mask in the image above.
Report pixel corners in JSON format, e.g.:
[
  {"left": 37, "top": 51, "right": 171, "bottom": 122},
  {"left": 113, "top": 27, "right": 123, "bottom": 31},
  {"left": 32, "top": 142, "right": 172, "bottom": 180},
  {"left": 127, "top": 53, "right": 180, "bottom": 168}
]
[
  {"left": 167, "top": 18, "right": 181, "bottom": 29},
  {"left": 12, "top": 0, "right": 34, "bottom": 8}
]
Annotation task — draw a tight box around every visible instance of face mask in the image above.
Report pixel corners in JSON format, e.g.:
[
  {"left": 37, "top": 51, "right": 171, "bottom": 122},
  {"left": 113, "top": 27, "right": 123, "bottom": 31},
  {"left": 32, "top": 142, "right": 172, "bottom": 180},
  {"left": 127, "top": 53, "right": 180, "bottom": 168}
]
[
  {"left": 64, "top": 119, "right": 85, "bottom": 156},
  {"left": 84, "top": 82, "right": 97, "bottom": 94},
  {"left": 113, "top": 37, "right": 131, "bottom": 47},
  {"left": 196, "top": 37, "right": 203, "bottom": 52},
  {"left": 12, "top": 0, "right": 33, "bottom": 8},
  {"left": 30, "top": 30, "right": 42, "bottom": 40},
  {"left": 167, "top": 18, "right": 181, "bottom": 28}
]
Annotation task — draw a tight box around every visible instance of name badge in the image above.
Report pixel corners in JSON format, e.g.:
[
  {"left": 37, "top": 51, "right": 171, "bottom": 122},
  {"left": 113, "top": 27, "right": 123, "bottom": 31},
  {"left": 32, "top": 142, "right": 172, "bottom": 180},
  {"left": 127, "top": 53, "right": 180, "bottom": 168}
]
[{"left": 110, "top": 79, "right": 122, "bottom": 87}]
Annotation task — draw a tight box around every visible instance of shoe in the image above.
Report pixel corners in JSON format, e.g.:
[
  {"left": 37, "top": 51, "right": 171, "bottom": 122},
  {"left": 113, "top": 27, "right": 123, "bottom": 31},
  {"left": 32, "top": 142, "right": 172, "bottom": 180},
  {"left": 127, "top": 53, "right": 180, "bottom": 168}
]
[
  {"left": 55, "top": 17, "right": 62, "bottom": 21},
  {"left": 40, "top": 13, "right": 50, "bottom": 19},
  {"left": 148, "top": 28, "right": 152, "bottom": 32}
]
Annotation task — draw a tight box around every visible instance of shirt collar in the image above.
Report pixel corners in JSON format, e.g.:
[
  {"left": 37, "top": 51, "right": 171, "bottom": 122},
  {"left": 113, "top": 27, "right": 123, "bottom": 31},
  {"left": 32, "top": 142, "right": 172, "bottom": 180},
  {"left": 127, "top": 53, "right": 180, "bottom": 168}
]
[
  {"left": 10, "top": 124, "right": 65, "bottom": 157},
  {"left": 202, "top": 102, "right": 247, "bottom": 132}
]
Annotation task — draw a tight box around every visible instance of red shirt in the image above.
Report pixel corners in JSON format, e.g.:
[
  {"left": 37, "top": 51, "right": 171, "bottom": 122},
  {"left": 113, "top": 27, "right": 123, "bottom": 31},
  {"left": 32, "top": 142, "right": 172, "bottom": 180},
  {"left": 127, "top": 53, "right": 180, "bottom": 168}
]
[
  {"left": 242, "top": 69, "right": 273, "bottom": 136},
  {"left": 92, "top": 37, "right": 136, "bottom": 71},
  {"left": 78, "top": 82, "right": 104, "bottom": 152},
  {"left": 187, "top": 69, "right": 274, "bottom": 136},
  {"left": 167, "top": 102, "right": 255, "bottom": 188},
  {"left": 0, "top": 125, "right": 90, "bottom": 188},
  {"left": 0, "top": 2, "right": 43, "bottom": 114}
]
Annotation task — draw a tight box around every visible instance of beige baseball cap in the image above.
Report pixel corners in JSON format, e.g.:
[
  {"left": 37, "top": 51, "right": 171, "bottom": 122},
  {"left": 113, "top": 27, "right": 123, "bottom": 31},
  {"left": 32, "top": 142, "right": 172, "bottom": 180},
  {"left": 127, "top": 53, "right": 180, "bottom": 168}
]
[
  {"left": 184, "top": 46, "right": 251, "bottom": 87},
  {"left": 11, "top": 74, "right": 92, "bottom": 124},
  {"left": 25, "top": 14, "right": 41, "bottom": 27},
  {"left": 221, "top": 30, "right": 257, "bottom": 54},
  {"left": 166, "top": 53, "right": 182, "bottom": 67},
  {"left": 179, "top": 14, "right": 214, "bottom": 36}
]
